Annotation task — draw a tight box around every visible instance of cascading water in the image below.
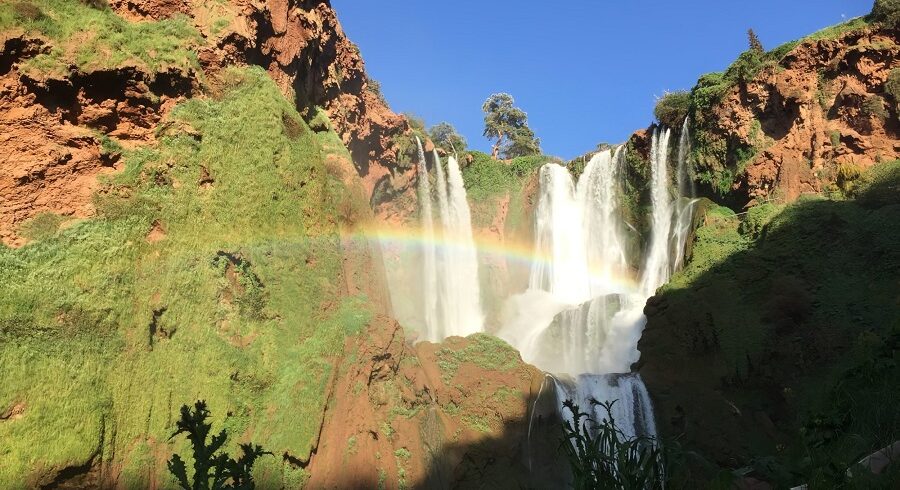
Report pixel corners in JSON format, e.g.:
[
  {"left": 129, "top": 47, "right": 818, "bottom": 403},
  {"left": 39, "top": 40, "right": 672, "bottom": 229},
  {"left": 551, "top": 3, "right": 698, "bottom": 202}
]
[
  {"left": 416, "top": 141, "right": 484, "bottom": 341},
  {"left": 444, "top": 154, "right": 484, "bottom": 335},
  {"left": 529, "top": 163, "right": 592, "bottom": 304},
  {"left": 501, "top": 124, "right": 698, "bottom": 444},
  {"left": 416, "top": 138, "right": 439, "bottom": 339},
  {"left": 554, "top": 373, "right": 657, "bottom": 441},
  {"left": 672, "top": 117, "right": 698, "bottom": 272},
  {"left": 639, "top": 126, "right": 674, "bottom": 297},
  {"left": 576, "top": 148, "right": 632, "bottom": 297}
]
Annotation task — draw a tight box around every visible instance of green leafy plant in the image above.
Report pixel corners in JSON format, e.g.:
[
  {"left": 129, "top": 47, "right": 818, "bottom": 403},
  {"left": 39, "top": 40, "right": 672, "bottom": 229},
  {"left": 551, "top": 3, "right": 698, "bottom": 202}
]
[
  {"left": 560, "top": 399, "right": 667, "bottom": 489},
  {"left": 653, "top": 91, "right": 691, "bottom": 128},
  {"left": 870, "top": 0, "right": 900, "bottom": 27},
  {"left": 167, "top": 401, "right": 271, "bottom": 490},
  {"left": 428, "top": 121, "right": 467, "bottom": 153},
  {"left": 860, "top": 95, "right": 888, "bottom": 120},
  {"left": 884, "top": 68, "right": 900, "bottom": 104}
]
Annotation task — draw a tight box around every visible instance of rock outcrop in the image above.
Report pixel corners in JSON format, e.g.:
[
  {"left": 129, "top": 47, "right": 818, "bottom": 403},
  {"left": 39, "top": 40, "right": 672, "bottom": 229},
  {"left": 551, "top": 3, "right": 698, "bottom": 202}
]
[
  {"left": 306, "top": 317, "right": 564, "bottom": 489},
  {"left": 0, "top": 32, "right": 197, "bottom": 245},
  {"left": 697, "top": 25, "right": 899, "bottom": 203},
  {"left": 0, "top": 0, "right": 415, "bottom": 246}
]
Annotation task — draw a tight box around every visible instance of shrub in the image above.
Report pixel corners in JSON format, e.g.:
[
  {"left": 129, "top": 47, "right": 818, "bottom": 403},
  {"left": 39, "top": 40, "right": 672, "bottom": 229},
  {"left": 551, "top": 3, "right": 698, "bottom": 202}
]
[
  {"left": 12, "top": 1, "right": 44, "bottom": 20},
  {"left": 870, "top": 0, "right": 900, "bottom": 27},
  {"left": 739, "top": 202, "right": 783, "bottom": 239},
  {"left": 19, "top": 212, "right": 66, "bottom": 241},
  {"left": 829, "top": 130, "right": 841, "bottom": 149},
  {"left": 691, "top": 72, "right": 728, "bottom": 114},
  {"left": 724, "top": 49, "right": 766, "bottom": 85},
  {"left": 653, "top": 91, "right": 691, "bottom": 128},
  {"left": 836, "top": 162, "right": 862, "bottom": 191},
  {"left": 849, "top": 160, "right": 900, "bottom": 207},
  {"left": 167, "top": 401, "right": 271, "bottom": 489},
  {"left": 884, "top": 68, "right": 900, "bottom": 107},
  {"left": 366, "top": 78, "right": 387, "bottom": 105},
  {"left": 461, "top": 151, "right": 545, "bottom": 201},
  {"left": 281, "top": 112, "right": 304, "bottom": 140},
  {"left": 403, "top": 112, "right": 425, "bottom": 131},
  {"left": 561, "top": 399, "right": 668, "bottom": 489},
  {"left": 860, "top": 95, "right": 887, "bottom": 120}
]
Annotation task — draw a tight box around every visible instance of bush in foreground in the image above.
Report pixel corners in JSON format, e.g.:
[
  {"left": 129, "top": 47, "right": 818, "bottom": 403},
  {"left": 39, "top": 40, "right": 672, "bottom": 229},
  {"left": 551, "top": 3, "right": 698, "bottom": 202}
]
[{"left": 168, "top": 401, "right": 271, "bottom": 490}]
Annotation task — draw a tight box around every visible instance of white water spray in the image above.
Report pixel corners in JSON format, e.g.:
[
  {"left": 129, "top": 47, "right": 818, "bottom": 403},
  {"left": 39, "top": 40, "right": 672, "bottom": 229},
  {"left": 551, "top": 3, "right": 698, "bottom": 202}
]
[
  {"left": 417, "top": 143, "right": 484, "bottom": 341},
  {"left": 640, "top": 127, "right": 674, "bottom": 296},
  {"left": 416, "top": 138, "right": 439, "bottom": 338},
  {"left": 501, "top": 125, "right": 699, "bottom": 442},
  {"left": 672, "top": 117, "right": 698, "bottom": 272}
]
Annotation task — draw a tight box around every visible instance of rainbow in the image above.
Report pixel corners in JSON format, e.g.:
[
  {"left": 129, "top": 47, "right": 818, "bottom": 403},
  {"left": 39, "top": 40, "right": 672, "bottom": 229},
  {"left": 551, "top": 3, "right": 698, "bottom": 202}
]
[{"left": 344, "top": 223, "right": 641, "bottom": 293}]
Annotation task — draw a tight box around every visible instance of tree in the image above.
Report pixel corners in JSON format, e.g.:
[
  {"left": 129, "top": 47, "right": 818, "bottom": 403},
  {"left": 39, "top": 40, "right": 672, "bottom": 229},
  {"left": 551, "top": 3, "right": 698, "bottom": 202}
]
[
  {"left": 482, "top": 93, "right": 541, "bottom": 159},
  {"left": 747, "top": 28, "right": 764, "bottom": 53},
  {"left": 428, "top": 122, "right": 467, "bottom": 153},
  {"left": 871, "top": 0, "right": 900, "bottom": 27},
  {"left": 167, "top": 401, "right": 271, "bottom": 490},
  {"left": 653, "top": 90, "right": 691, "bottom": 128},
  {"left": 402, "top": 112, "right": 425, "bottom": 131}
]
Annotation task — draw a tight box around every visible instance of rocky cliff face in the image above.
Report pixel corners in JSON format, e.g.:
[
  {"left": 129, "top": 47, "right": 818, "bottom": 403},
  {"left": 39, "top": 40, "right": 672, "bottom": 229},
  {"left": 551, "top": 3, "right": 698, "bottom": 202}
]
[
  {"left": 306, "top": 317, "right": 563, "bottom": 489},
  {"left": 0, "top": 32, "right": 197, "bottom": 246},
  {"left": 0, "top": 0, "right": 413, "bottom": 246},
  {"left": 694, "top": 24, "right": 899, "bottom": 204}
]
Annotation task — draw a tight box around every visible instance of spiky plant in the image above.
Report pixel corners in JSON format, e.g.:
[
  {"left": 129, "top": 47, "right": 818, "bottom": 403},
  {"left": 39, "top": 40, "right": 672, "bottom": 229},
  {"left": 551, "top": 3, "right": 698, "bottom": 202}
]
[
  {"left": 560, "top": 399, "right": 667, "bottom": 490},
  {"left": 167, "top": 401, "right": 271, "bottom": 490}
]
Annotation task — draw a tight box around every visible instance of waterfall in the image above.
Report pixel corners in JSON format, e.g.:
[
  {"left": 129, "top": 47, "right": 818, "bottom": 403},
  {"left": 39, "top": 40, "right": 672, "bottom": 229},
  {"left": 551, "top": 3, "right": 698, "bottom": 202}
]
[
  {"left": 673, "top": 117, "right": 698, "bottom": 272},
  {"left": 676, "top": 117, "right": 695, "bottom": 200},
  {"left": 576, "top": 148, "right": 631, "bottom": 297},
  {"left": 529, "top": 163, "right": 591, "bottom": 304},
  {"left": 411, "top": 122, "right": 697, "bottom": 446},
  {"left": 445, "top": 154, "right": 484, "bottom": 336},
  {"left": 639, "top": 127, "right": 673, "bottom": 296},
  {"left": 416, "top": 138, "right": 439, "bottom": 340},
  {"left": 416, "top": 142, "right": 483, "bottom": 341},
  {"left": 554, "top": 373, "right": 657, "bottom": 441},
  {"left": 500, "top": 126, "right": 701, "bottom": 445}
]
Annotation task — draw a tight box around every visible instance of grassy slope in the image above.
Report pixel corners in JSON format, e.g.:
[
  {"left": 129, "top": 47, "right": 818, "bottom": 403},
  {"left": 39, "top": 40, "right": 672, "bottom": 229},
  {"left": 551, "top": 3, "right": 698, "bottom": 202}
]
[
  {"left": 0, "top": 67, "right": 371, "bottom": 487},
  {"left": 0, "top": 0, "right": 201, "bottom": 76},
  {"left": 461, "top": 151, "right": 545, "bottom": 229},
  {"left": 642, "top": 162, "right": 900, "bottom": 486}
]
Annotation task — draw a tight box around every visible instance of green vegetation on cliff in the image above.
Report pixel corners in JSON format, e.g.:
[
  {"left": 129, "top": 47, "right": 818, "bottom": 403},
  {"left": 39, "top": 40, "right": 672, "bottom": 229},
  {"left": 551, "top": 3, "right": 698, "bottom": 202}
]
[
  {"left": 684, "top": 12, "right": 878, "bottom": 198},
  {"left": 0, "top": 0, "right": 200, "bottom": 76},
  {"left": 642, "top": 161, "right": 900, "bottom": 486},
  {"left": 461, "top": 150, "right": 545, "bottom": 229},
  {"left": 0, "top": 67, "right": 372, "bottom": 487}
]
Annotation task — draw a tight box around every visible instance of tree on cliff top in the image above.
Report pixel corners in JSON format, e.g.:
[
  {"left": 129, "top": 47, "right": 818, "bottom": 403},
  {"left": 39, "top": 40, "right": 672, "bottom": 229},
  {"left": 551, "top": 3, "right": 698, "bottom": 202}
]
[
  {"left": 482, "top": 93, "right": 541, "bottom": 159},
  {"left": 747, "top": 28, "right": 764, "bottom": 52},
  {"left": 654, "top": 90, "right": 691, "bottom": 129},
  {"left": 429, "top": 122, "right": 467, "bottom": 153}
]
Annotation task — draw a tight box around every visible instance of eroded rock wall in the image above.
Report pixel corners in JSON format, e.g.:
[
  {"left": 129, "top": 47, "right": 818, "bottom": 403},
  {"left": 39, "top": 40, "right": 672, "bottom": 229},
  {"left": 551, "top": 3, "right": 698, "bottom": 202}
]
[{"left": 701, "top": 26, "right": 899, "bottom": 203}]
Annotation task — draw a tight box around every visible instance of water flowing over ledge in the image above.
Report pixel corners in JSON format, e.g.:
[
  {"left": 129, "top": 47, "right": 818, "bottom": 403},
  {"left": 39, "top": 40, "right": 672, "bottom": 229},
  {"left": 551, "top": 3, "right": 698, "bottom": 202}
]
[{"left": 400, "top": 123, "right": 697, "bottom": 440}]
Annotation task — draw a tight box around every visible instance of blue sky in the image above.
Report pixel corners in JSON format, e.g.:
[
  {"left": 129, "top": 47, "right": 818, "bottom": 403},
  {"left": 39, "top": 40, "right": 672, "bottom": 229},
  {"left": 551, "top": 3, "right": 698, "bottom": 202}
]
[{"left": 332, "top": 1, "right": 871, "bottom": 159}]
